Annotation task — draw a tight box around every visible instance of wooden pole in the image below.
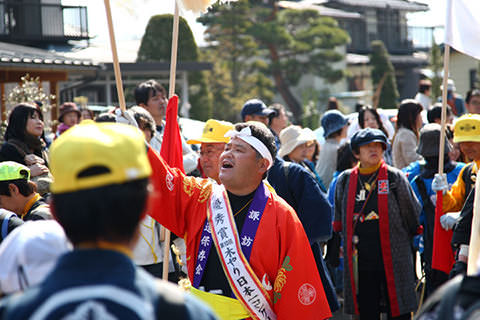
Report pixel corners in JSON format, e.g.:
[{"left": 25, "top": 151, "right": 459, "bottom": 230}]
[
  {"left": 104, "top": 0, "right": 127, "bottom": 112},
  {"left": 162, "top": 1, "right": 180, "bottom": 281},
  {"left": 468, "top": 174, "right": 480, "bottom": 275},
  {"left": 437, "top": 45, "right": 450, "bottom": 175}
]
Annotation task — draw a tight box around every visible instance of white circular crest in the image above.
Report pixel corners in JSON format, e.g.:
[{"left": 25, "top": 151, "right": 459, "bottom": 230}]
[{"left": 298, "top": 283, "right": 316, "bottom": 306}]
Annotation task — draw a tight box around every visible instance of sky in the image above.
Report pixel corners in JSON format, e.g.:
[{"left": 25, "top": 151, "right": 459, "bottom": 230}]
[
  {"left": 63, "top": 0, "right": 207, "bottom": 46},
  {"left": 63, "top": 0, "right": 445, "bottom": 47}
]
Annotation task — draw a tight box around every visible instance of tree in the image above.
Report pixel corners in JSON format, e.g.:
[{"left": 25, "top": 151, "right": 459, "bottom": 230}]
[
  {"left": 370, "top": 40, "right": 399, "bottom": 108},
  {"left": 199, "top": 0, "right": 350, "bottom": 122},
  {"left": 137, "top": 14, "right": 213, "bottom": 121},
  {"left": 430, "top": 39, "right": 442, "bottom": 100}
]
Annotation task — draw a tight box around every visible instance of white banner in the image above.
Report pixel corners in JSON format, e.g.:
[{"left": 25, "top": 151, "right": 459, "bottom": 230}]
[{"left": 445, "top": 0, "right": 480, "bottom": 60}]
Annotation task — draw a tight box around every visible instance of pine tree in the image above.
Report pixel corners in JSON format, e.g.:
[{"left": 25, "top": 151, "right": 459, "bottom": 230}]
[
  {"left": 199, "top": 0, "right": 349, "bottom": 122},
  {"left": 137, "top": 14, "right": 213, "bottom": 121},
  {"left": 370, "top": 40, "right": 399, "bottom": 108},
  {"left": 430, "top": 39, "right": 442, "bottom": 100}
]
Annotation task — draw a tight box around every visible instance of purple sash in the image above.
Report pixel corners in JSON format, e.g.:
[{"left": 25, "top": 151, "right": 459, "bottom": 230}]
[{"left": 192, "top": 183, "right": 269, "bottom": 289}]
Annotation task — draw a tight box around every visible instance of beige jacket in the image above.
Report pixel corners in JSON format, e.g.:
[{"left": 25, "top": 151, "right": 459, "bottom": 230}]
[{"left": 392, "top": 127, "right": 422, "bottom": 169}]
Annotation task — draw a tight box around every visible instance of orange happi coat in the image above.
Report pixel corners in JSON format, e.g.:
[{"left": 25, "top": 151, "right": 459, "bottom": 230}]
[{"left": 147, "top": 147, "right": 331, "bottom": 320}]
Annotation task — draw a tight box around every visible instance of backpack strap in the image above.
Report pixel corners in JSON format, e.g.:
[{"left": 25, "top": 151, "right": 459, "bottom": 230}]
[
  {"left": 1, "top": 211, "right": 16, "bottom": 240},
  {"left": 282, "top": 160, "right": 290, "bottom": 185}
]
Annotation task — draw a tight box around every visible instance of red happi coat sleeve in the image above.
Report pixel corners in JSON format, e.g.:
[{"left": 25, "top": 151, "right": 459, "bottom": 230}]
[
  {"left": 146, "top": 146, "right": 211, "bottom": 277},
  {"left": 249, "top": 194, "right": 332, "bottom": 320}
]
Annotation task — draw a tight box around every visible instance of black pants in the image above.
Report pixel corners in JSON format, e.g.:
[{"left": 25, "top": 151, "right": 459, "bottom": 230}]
[
  {"left": 141, "top": 263, "right": 179, "bottom": 283},
  {"left": 358, "top": 268, "right": 411, "bottom": 320}
]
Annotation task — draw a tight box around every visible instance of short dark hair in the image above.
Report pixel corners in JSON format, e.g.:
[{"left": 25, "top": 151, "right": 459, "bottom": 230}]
[
  {"left": 418, "top": 80, "right": 432, "bottom": 94},
  {"left": 5, "top": 104, "right": 43, "bottom": 141},
  {"left": 0, "top": 179, "right": 35, "bottom": 197},
  {"left": 134, "top": 80, "right": 167, "bottom": 105},
  {"left": 466, "top": 88, "right": 480, "bottom": 104},
  {"left": 396, "top": 99, "right": 423, "bottom": 137},
  {"left": 130, "top": 106, "right": 155, "bottom": 137},
  {"left": 337, "top": 142, "right": 357, "bottom": 171},
  {"left": 95, "top": 112, "right": 116, "bottom": 123},
  {"left": 358, "top": 105, "right": 388, "bottom": 137},
  {"left": 427, "top": 104, "right": 452, "bottom": 123},
  {"left": 268, "top": 103, "right": 285, "bottom": 124},
  {"left": 234, "top": 122, "right": 276, "bottom": 160},
  {"left": 52, "top": 178, "right": 149, "bottom": 245}
]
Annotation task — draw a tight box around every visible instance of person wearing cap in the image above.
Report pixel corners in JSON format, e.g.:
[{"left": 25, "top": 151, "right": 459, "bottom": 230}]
[
  {"left": 316, "top": 110, "right": 349, "bottom": 187},
  {"left": 278, "top": 125, "right": 327, "bottom": 192},
  {"left": 147, "top": 121, "right": 332, "bottom": 319},
  {"left": 0, "top": 161, "right": 51, "bottom": 222},
  {"left": 0, "top": 121, "right": 218, "bottom": 319},
  {"left": 432, "top": 114, "right": 480, "bottom": 276},
  {"left": 187, "top": 119, "right": 234, "bottom": 184},
  {"left": 57, "top": 102, "right": 81, "bottom": 137},
  {"left": 241, "top": 99, "right": 274, "bottom": 125},
  {"left": 134, "top": 79, "right": 199, "bottom": 174},
  {"left": 409, "top": 124, "right": 464, "bottom": 297},
  {"left": 334, "top": 128, "right": 421, "bottom": 319}
]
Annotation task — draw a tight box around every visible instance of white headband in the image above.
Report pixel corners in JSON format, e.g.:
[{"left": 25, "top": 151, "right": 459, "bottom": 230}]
[{"left": 225, "top": 127, "right": 273, "bottom": 169}]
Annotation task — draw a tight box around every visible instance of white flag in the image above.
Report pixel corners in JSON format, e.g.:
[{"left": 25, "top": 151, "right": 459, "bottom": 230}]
[{"left": 445, "top": 0, "right": 480, "bottom": 60}]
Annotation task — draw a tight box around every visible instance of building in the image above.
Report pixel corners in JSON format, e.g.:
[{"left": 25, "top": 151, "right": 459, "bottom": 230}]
[{"left": 322, "top": 0, "right": 431, "bottom": 106}]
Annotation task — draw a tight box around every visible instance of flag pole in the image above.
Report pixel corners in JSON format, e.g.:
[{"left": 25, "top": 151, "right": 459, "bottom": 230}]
[
  {"left": 104, "top": 0, "right": 127, "bottom": 112},
  {"left": 162, "top": 0, "right": 180, "bottom": 281},
  {"left": 438, "top": 44, "right": 450, "bottom": 175},
  {"left": 432, "top": 44, "right": 454, "bottom": 275}
]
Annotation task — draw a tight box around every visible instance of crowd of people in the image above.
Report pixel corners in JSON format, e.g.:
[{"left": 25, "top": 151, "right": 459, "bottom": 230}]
[{"left": 0, "top": 77, "right": 480, "bottom": 319}]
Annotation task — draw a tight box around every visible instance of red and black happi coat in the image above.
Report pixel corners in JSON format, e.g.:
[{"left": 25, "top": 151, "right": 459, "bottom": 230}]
[{"left": 334, "top": 161, "right": 421, "bottom": 316}]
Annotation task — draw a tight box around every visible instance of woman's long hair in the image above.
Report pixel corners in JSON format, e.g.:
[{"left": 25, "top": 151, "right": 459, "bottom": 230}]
[
  {"left": 5, "top": 103, "right": 44, "bottom": 141},
  {"left": 358, "top": 105, "right": 389, "bottom": 138},
  {"left": 396, "top": 99, "right": 422, "bottom": 138}
]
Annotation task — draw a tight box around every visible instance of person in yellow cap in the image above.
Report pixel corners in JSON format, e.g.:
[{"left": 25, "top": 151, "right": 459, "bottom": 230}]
[
  {"left": 187, "top": 119, "right": 234, "bottom": 184},
  {"left": 0, "top": 121, "right": 218, "bottom": 320},
  {"left": 432, "top": 114, "right": 480, "bottom": 276},
  {"left": 0, "top": 161, "right": 51, "bottom": 222}
]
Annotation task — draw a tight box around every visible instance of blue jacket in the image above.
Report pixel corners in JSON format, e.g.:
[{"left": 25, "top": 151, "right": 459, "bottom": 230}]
[
  {"left": 267, "top": 157, "right": 339, "bottom": 312},
  {"left": 268, "top": 157, "right": 332, "bottom": 242},
  {"left": 0, "top": 249, "right": 217, "bottom": 320}
]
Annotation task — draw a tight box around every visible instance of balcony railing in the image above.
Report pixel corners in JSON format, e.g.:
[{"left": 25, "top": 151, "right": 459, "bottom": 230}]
[
  {"left": 0, "top": 1, "right": 89, "bottom": 44},
  {"left": 341, "top": 20, "right": 438, "bottom": 54}
]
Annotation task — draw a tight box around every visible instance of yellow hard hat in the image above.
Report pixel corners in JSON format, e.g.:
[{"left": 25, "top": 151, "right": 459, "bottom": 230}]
[
  {"left": 454, "top": 114, "right": 480, "bottom": 143},
  {"left": 187, "top": 119, "right": 234, "bottom": 144}
]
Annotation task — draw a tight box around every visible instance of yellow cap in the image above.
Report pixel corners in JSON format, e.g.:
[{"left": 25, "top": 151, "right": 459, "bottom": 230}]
[
  {"left": 454, "top": 114, "right": 480, "bottom": 143},
  {"left": 187, "top": 119, "right": 234, "bottom": 144},
  {"left": 0, "top": 161, "right": 30, "bottom": 181},
  {"left": 50, "top": 121, "right": 152, "bottom": 194}
]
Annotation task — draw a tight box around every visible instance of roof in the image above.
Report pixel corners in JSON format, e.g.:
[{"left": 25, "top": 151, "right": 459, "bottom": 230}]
[
  {"left": 278, "top": 1, "right": 362, "bottom": 19},
  {"left": 0, "top": 42, "right": 98, "bottom": 70},
  {"left": 346, "top": 52, "right": 428, "bottom": 67},
  {"left": 324, "top": 0, "right": 428, "bottom": 12},
  {"left": 104, "top": 62, "right": 213, "bottom": 73}
]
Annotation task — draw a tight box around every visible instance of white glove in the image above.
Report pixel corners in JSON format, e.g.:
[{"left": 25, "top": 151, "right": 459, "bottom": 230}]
[
  {"left": 431, "top": 173, "right": 449, "bottom": 194},
  {"left": 114, "top": 108, "right": 138, "bottom": 128},
  {"left": 440, "top": 211, "right": 461, "bottom": 230}
]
